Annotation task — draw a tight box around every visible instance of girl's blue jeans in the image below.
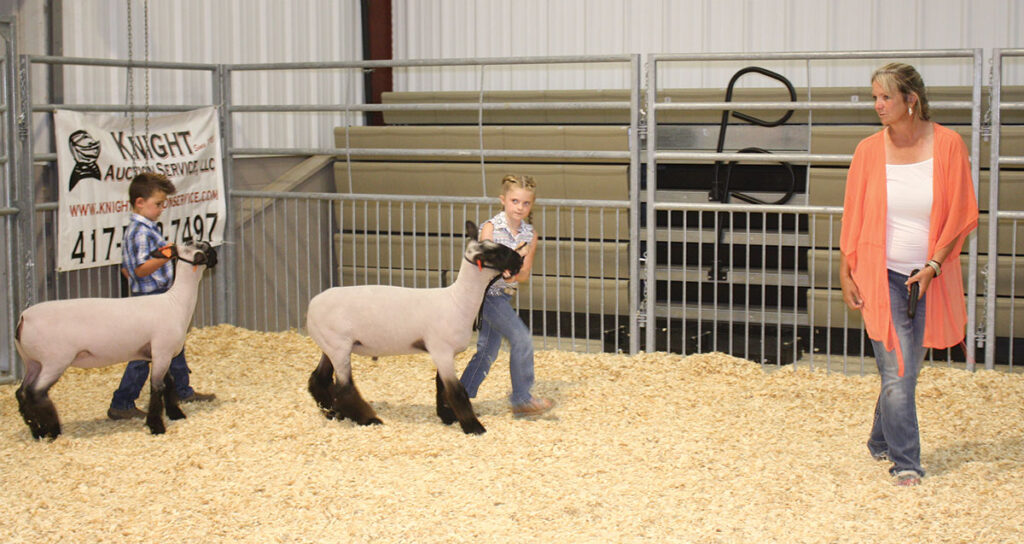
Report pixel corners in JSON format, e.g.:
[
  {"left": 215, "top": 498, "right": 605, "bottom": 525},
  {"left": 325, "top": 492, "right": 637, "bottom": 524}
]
[
  {"left": 460, "top": 293, "right": 536, "bottom": 405},
  {"left": 867, "top": 269, "right": 928, "bottom": 477}
]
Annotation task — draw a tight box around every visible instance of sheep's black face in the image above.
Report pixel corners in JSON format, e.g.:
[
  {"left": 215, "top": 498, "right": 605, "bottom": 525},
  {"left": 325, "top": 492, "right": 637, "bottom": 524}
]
[
  {"left": 178, "top": 241, "right": 218, "bottom": 269},
  {"left": 475, "top": 240, "right": 523, "bottom": 276},
  {"left": 198, "top": 241, "right": 218, "bottom": 269},
  {"left": 463, "top": 221, "right": 522, "bottom": 276}
]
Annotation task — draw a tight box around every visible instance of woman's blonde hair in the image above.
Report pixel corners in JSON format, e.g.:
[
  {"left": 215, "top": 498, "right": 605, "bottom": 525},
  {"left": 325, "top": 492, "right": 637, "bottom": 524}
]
[
  {"left": 871, "top": 62, "right": 930, "bottom": 121},
  {"left": 500, "top": 174, "right": 536, "bottom": 223}
]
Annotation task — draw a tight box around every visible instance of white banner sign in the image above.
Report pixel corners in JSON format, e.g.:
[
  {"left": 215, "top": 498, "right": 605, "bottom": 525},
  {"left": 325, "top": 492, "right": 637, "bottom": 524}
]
[{"left": 54, "top": 107, "right": 225, "bottom": 271}]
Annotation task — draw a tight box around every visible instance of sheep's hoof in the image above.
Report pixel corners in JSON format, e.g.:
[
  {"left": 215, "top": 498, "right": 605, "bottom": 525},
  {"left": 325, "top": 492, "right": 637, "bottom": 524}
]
[
  {"left": 146, "top": 419, "right": 166, "bottom": 435},
  {"left": 32, "top": 427, "right": 61, "bottom": 441},
  {"left": 166, "top": 407, "right": 186, "bottom": 420},
  {"left": 357, "top": 417, "right": 383, "bottom": 426},
  {"left": 436, "top": 403, "right": 458, "bottom": 425},
  {"left": 459, "top": 420, "right": 486, "bottom": 435}
]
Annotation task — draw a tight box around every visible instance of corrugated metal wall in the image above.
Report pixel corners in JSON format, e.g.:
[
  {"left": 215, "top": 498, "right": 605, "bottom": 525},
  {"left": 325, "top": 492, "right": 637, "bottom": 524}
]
[
  {"left": 392, "top": 0, "right": 1023, "bottom": 91},
  {"left": 54, "top": 1, "right": 1022, "bottom": 139},
  {"left": 60, "top": 0, "right": 364, "bottom": 149}
]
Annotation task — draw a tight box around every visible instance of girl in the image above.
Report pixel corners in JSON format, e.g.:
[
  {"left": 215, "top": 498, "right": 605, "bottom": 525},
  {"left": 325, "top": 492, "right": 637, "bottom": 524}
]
[{"left": 460, "top": 174, "right": 554, "bottom": 418}]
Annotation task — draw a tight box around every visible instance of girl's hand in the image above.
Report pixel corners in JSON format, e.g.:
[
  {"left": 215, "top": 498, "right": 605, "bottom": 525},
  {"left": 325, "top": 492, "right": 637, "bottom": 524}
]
[{"left": 513, "top": 235, "right": 539, "bottom": 283}]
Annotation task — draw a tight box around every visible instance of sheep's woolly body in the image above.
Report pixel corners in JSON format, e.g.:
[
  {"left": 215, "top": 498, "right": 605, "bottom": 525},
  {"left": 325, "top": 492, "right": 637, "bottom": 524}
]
[
  {"left": 17, "top": 288, "right": 196, "bottom": 385},
  {"left": 14, "top": 242, "right": 216, "bottom": 438},
  {"left": 306, "top": 222, "right": 523, "bottom": 434},
  {"left": 307, "top": 258, "right": 490, "bottom": 359}
]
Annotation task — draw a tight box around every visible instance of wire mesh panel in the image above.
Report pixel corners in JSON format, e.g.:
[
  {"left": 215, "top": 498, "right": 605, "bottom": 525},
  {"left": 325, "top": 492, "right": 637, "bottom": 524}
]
[
  {"left": 986, "top": 49, "right": 1024, "bottom": 370},
  {"left": 30, "top": 205, "right": 219, "bottom": 323},
  {"left": 233, "top": 193, "right": 337, "bottom": 331},
  {"left": 646, "top": 50, "right": 984, "bottom": 373},
  {"left": 231, "top": 191, "right": 630, "bottom": 354}
]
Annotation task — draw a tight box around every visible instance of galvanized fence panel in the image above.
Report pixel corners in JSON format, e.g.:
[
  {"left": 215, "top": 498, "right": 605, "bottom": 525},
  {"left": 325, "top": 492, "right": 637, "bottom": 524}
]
[
  {"left": 986, "top": 48, "right": 1024, "bottom": 370},
  {"left": 1, "top": 18, "right": 17, "bottom": 383},
  {"left": 8, "top": 49, "right": 1019, "bottom": 379},
  {"left": 29, "top": 204, "right": 221, "bottom": 327},
  {"left": 230, "top": 190, "right": 632, "bottom": 353},
  {"left": 646, "top": 50, "right": 985, "bottom": 372},
  {"left": 223, "top": 55, "right": 643, "bottom": 352},
  {"left": 19, "top": 56, "right": 223, "bottom": 363}
]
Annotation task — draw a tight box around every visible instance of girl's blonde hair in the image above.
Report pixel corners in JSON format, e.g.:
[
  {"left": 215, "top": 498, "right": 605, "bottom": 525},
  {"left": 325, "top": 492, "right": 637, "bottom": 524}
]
[
  {"left": 500, "top": 174, "right": 536, "bottom": 223},
  {"left": 871, "top": 62, "right": 931, "bottom": 121}
]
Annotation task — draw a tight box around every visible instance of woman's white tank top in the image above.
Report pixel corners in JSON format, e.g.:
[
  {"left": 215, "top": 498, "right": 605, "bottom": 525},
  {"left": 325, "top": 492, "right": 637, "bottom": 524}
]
[{"left": 885, "top": 158, "right": 933, "bottom": 275}]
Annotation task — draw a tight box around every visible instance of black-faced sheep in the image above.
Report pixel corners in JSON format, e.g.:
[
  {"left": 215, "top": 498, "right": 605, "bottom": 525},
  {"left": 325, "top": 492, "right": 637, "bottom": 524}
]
[
  {"left": 14, "top": 241, "right": 218, "bottom": 438},
  {"left": 306, "top": 221, "right": 524, "bottom": 434}
]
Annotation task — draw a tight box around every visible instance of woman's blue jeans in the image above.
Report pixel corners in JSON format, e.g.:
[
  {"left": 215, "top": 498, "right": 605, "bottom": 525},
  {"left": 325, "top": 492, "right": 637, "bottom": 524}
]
[
  {"left": 460, "top": 293, "right": 536, "bottom": 405},
  {"left": 867, "top": 269, "right": 928, "bottom": 477}
]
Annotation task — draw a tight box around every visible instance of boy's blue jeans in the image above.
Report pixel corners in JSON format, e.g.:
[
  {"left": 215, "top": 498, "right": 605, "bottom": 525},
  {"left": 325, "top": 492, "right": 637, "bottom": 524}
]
[
  {"left": 110, "top": 350, "right": 193, "bottom": 410},
  {"left": 110, "top": 286, "right": 195, "bottom": 410},
  {"left": 460, "top": 293, "right": 536, "bottom": 405},
  {"left": 867, "top": 269, "right": 928, "bottom": 477}
]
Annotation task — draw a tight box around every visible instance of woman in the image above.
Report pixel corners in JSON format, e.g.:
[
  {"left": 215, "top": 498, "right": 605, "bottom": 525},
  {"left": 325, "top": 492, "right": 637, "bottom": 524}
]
[{"left": 839, "top": 63, "right": 978, "bottom": 486}]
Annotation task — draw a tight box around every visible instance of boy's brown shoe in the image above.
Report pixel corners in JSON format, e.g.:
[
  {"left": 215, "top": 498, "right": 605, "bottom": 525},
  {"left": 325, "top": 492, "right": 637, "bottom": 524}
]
[
  {"left": 107, "top": 407, "right": 146, "bottom": 420},
  {"left": 180, "top": 392, "right": 216, "bottom": 403}
]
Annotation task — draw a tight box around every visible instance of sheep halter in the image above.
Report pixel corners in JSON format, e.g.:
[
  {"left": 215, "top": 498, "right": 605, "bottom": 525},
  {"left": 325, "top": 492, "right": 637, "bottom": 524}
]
[
  {"left": 176, "top": 253, "right": 206, "bottom": 268},
  {"left": 465, "top": 255, "right": 504, "bottom": 273}
]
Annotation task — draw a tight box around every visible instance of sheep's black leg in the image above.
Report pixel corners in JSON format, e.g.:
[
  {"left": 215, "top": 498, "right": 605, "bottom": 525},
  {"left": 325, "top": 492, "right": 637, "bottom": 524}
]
[
  {"left": 330, "top": 379, "right": 382, "bottom": 426},
  {"left": 16, "top": 373, "right": 62, "bottom": 440},
  {"left": 308, "top": 353, "right": 338, "bottom": 419},
  {"left": 441, "top": 377, "right": 485, "bottom": 435},
  {"left": 313, "top": 351, "right": 381, "bottom": 426},
  {"left": 146, "top": 377, "right": 167, "bottom": 435},
  {"left": 162, "top": 373, "right": 186, "bottom": 421},
  {"left": 435, "top": 372, "right": 457, "bottom": 425}
]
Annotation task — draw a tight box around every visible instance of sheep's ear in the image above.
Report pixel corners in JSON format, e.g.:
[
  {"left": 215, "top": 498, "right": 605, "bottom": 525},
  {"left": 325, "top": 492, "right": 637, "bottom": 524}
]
[{"left": 465, "top": 221, "right": 478, "bottom": 241}]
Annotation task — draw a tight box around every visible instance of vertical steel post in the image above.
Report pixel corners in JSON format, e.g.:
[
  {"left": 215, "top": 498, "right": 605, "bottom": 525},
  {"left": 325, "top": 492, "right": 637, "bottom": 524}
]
[
  {"left": 628, "top": 54, "right": 641, "bottom": 355},
  {"left": 963, "top": 48, "right": 983, "bottom": 370},
  {"left": 215, "top": 64, "right": 237, "bottom": 325},
  {"left": 984, "top": 50, "right": 1002, "bottom": 371},
  {"left": 644, "top": 57, "right": 658, "bottom": 352},
  {"left": 0, "top": 18, "right": 17, "bottom": 381},
  {"left": 12, "top": 54, "right": 35, "bottom": 380}
]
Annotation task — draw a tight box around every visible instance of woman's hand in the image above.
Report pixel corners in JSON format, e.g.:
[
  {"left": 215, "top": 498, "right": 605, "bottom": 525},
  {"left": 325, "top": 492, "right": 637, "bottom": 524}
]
[
  {"left": 841, "top": 274, "right": 864, "bottom": 310},
  {"left": 906, "top": 267, "right": 936, "bottom": 298},
  {"left": 839, "top": 253, "right": 863, "bottom": 310}
]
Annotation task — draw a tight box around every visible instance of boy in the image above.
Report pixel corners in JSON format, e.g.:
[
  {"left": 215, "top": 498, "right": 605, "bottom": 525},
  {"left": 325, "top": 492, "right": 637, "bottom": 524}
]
[{"left": 108, "top": 172, "right": 215, "bottom": 420}]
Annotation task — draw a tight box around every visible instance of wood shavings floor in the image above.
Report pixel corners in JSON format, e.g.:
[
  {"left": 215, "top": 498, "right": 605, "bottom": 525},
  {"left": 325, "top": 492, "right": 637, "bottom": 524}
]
[{"left": 2, "top": 324, "right": 1022, "bottom": 543}]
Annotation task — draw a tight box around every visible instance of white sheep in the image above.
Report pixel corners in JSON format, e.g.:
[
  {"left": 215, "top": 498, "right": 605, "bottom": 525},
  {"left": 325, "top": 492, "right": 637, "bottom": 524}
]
[
  {"left": 306, "top": 221, "right": 524, "bottom": 434},
  {"left": 14, "top": 241, "right": 219, "bottom": 438}
]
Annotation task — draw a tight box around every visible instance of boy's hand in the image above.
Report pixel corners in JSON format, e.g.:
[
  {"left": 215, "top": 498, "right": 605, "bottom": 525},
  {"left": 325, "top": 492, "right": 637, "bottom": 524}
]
[{"left": 148, "top": 245, "right": 175, "bottom": 260}]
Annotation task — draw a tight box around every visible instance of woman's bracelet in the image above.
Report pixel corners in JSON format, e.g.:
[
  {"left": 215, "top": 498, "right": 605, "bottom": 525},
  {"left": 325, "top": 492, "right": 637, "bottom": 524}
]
[{"left": 925, "top": 259, "right": 941, "bottom": 277}]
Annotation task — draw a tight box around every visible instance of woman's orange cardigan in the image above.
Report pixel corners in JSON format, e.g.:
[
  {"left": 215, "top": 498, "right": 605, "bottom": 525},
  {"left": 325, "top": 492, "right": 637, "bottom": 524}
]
[{"left": 840, "top": 123, "right": 978, "bottom": 374}]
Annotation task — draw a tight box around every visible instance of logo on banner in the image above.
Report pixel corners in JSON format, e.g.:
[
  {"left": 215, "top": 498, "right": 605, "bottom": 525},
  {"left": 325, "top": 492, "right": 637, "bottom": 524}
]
[{"left": 67, "top": 129, "right": 102, "bottom": 191}]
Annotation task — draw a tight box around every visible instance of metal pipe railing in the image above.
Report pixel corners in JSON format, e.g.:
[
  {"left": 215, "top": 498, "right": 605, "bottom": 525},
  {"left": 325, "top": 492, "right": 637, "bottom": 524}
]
[
  {"left": 985, "top": 48, "right": 1024, "bottom": 370},
  {"left": 227, "top": 54, "right": 635, "bottom": 71},
  {"left": 647, "top": 48, "right": 984, "bottom": 368},
  {"left": 7, "top": 48, "right": 1018, "bottom": 373}
]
